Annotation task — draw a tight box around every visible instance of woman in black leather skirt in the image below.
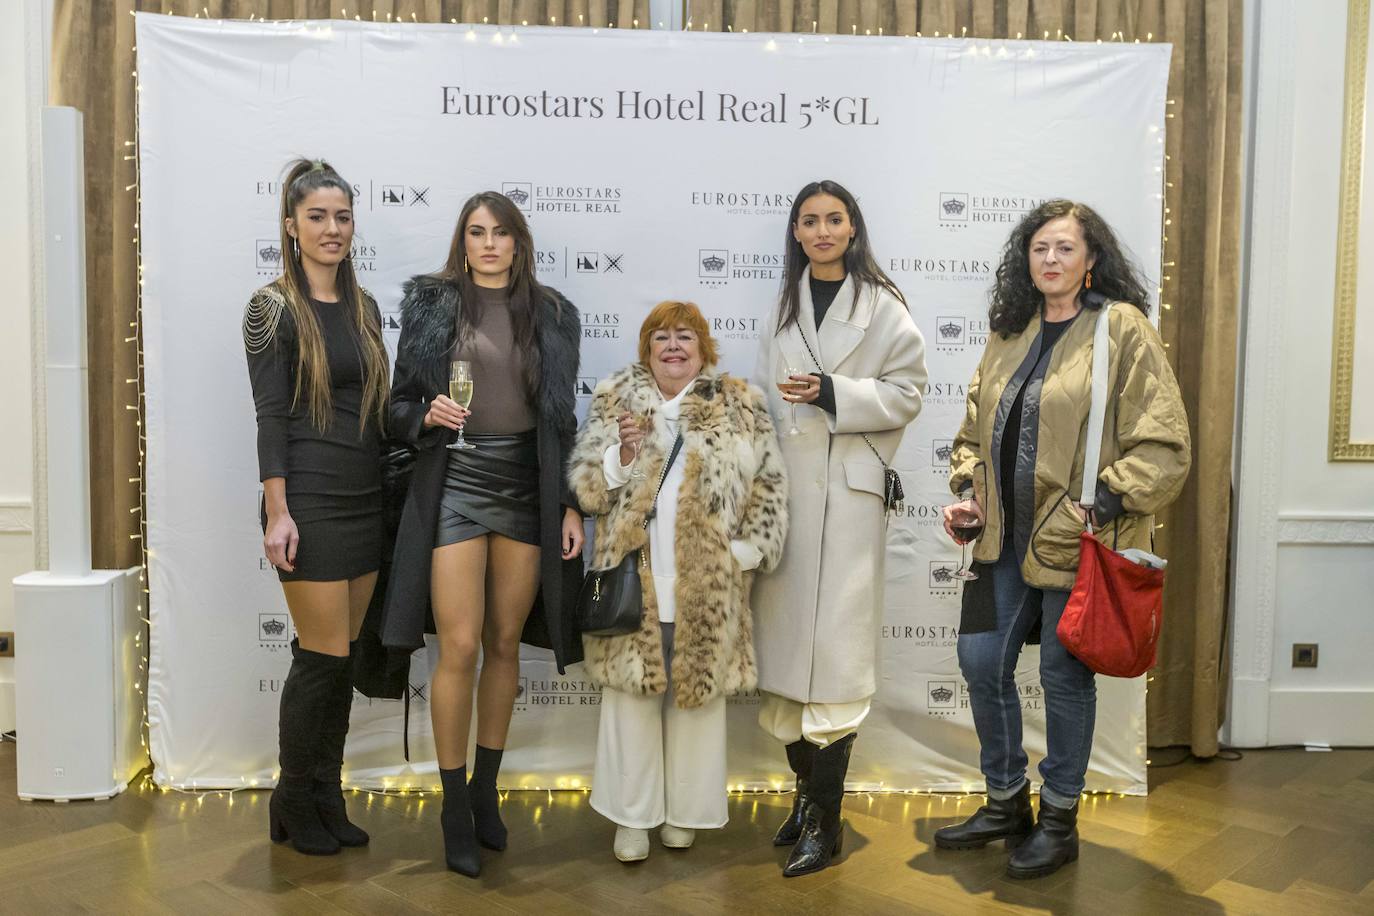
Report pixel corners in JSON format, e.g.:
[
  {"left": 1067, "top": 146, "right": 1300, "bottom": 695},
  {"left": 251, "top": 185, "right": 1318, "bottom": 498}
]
[
  {"left": 382, "top": 191, "right": 584, "bottom": 877},
  {"left": 244, "top": 158, "right": 389, "bottom": 856}
]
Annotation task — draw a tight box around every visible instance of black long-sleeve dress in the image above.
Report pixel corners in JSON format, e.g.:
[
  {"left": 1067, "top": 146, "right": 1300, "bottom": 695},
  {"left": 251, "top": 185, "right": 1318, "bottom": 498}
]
[{"left": 244, "top": 285, "right": 385, "bottom": 582}]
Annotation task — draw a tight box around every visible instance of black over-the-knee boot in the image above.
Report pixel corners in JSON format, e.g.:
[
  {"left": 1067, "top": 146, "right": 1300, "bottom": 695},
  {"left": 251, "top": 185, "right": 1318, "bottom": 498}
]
[
  {"left": 440, "top": 765, "right": 482, "bottom": 876},
  {"left": 774, "top": 739, "right": 817, "bottom": 846},
  {"left": 1007, "top": 798, "right": 1079, "bottom": 879},
  {"left": 783, "top": 733, "right": 855, "bottom": 877},
  {"left": 270, "top": 644, "right": 348, "bottom": 855},
  {"left": 933, "top": 782, "right": 1034, "bottom": 850},
  {"left": 313, "top": 640, "right": 369, "bottom": 847}
]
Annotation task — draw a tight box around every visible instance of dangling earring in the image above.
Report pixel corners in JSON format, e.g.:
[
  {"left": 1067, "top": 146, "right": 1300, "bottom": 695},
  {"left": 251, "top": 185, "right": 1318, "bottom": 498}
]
[
  {"left": 1085, "top": 269, "right": 1093, "bottom": 289},
  {"left": 464, "top": 255, "right": 470, "bottom": 273},
  {"left": 292, "top": 238, "right": 300, "bottom": 259}
]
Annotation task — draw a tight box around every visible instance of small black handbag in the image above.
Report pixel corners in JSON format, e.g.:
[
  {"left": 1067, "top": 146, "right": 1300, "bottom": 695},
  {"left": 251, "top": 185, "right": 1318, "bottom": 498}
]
[{"left": 577, "top": 433, "right": 684, "bottom": 637}]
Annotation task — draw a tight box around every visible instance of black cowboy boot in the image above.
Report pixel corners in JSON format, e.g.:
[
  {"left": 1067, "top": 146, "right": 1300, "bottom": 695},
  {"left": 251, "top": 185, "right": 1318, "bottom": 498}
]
[
  {"left": 1006, "top": 798, "right": 1079, "bottom": 879},
  {"left": 440, "top": 765, "right": 482, "bottom": 877},
  {"left": 313, "top": 641, "right": 369, "bottom": 847},
  {"left": 269, "top": 645, "right": 347, "bottom": 855},
  {"left": 933, "top": 782, "right": 1033, "bottom": 850},
  {"left": 469, "top": 744, "right": 507, "bottom": 851},
  {"left": 774, "top": 739, "right": 816, "bottom": 846},
  {"left": 782, "top": 733, "right": 855, "bottom": 877}
]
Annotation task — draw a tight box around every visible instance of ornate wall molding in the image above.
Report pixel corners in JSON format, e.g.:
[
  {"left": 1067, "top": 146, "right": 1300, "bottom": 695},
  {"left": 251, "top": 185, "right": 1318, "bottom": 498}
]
[
  {"left": 1276, "top": 514, "right": 1374, "bottom": 544},
  {"left": 0, "top": 500, "right": 34, "bottom": 534}
]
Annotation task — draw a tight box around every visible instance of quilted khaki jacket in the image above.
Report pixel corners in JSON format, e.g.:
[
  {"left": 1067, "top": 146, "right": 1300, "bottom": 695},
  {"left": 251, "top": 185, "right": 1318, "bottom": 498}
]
[{"left": 949, "top": 296, "right": 1191, "bottom": 592}]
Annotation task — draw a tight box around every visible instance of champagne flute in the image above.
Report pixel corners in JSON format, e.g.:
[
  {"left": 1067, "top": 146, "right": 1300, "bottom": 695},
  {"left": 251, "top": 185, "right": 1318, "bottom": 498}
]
[
  {"left": 950, "top": 505, "right": 984, "bottom": 581},
  {"left": 777, "top": 362, "right": 806, "bottom": 437},
  {"left": 447, "top": 360, "right": 476, "bottom": 451},
  {"left": 629, "top": 407, "right": 653, "bottom": 481}
]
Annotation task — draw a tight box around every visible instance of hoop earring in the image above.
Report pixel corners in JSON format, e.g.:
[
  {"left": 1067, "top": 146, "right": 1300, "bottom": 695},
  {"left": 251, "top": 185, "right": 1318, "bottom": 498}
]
[{"left": 1085, "top": 269, "right": 1093, "bottom": 289}]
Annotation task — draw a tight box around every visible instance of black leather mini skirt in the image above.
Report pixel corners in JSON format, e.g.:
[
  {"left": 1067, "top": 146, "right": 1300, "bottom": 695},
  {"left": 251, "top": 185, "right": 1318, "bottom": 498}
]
[{"left": 434, "top": 431, "right": 540, "bottom": 547}]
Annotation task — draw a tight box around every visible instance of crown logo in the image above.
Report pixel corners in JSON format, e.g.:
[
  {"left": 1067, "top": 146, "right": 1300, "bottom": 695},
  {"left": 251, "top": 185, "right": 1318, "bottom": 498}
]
[
  {"left": 939, "top": 320, "right": 962, "bottom": 339},
  {"left": 942, "top": 197, "right": 967, "bottom": 215},
  {"left": 934, "top": 443, "right": 954, "bottom": 462},
  {"left": 504, "top": 187, "right": 530, "bottom": 205},
  {"left": 701, "top": 254, "right": 726, "bottom": 272},
  {"left": 930, "top": 685, "right": 954, "bottom": 703},
  {"left": 261, "top": 618, "right": 287, "bottom": 636},
  {"left": 258, "top": 243, "right": 282, "bottom": 264},
  {"left": 930, "top": 565, "right": 955, "bottom": 584}
]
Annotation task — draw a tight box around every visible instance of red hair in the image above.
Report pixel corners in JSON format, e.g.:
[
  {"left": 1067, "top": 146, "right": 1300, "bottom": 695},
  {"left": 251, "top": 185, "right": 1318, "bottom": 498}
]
[{"left": 637, "top": 301, "right": 719, "bottom": 368}]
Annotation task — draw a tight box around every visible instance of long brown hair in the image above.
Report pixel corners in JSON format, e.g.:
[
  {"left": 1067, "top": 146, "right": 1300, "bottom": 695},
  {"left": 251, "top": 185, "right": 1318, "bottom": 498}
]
[
  {"left": 774, "top": 179, "right": 906, "bottom": 334},
  {"left": 435, "top": 191, "right": 547, "bottom": 361},
  {"left": 273, "top": 158, "right": 389, "bottom": 433}
]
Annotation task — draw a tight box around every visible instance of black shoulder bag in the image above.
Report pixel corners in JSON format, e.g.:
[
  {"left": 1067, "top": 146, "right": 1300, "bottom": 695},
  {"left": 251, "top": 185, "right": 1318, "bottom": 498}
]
[
  {"left": 796, "top": 328, "right": 905, "bottom": 514},
  {"left": 577, "top": 433, "right": 685, "bottom": 637}
]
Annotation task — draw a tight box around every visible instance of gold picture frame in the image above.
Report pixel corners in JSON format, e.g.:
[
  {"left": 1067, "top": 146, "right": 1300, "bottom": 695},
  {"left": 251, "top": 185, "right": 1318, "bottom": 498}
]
[{"left": 1332, "top": 0, "right": 1374, "bottom": 460}]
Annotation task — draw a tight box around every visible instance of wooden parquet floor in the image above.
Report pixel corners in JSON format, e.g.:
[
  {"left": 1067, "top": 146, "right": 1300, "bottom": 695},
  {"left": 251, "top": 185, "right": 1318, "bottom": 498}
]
[{"left": 2, "top": 742, "right": 1373, "bottom": 914}]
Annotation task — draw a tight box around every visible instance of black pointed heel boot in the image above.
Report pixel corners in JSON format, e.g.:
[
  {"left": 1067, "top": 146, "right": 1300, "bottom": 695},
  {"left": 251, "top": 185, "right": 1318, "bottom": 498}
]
[
  {"left": 469, "top": 745, "right": 507, "bottom": 852},
  {"left": 1006, "top": 798, "right": 1079, "bottom": 879},
  {"left": 774, "top": 739, "right": 816, "bottom": 846},
  {"left": 440, "top": 766, "right": 482, "bottom": 877},
  {"left": 313, "top": 641, "right": 369, "bottom": 847},
  {"left": 270, "top": 644, "right": 346, "bottom": 856},
  {"left": 783, "top": 733, "right": 854, "bottom": 877},
  {"left": 933, "top": 782, "right": 1033, "bottom": 850}
]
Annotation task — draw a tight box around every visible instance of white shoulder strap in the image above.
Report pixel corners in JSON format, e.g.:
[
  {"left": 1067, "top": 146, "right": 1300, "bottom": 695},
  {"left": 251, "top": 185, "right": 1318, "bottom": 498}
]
[{"left": 1078, "top": 302, "right": 1114, "bottom": 514}]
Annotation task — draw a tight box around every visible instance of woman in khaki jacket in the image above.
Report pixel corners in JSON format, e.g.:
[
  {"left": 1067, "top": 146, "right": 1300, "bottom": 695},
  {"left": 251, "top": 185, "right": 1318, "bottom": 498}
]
[{"left": 937, "top": 200, "right": 1190, "bottom": 880}]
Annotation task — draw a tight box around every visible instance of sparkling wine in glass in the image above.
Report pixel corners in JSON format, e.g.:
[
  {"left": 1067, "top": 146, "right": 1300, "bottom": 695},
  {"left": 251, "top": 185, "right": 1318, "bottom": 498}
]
[
  {"left": 447, "top": 360, "right": 476, "bottom": 451},
  {"left": 777, "top": 364, "right": 806, "bottom": 437},
  {"left": 950, "top": 506, "right": 983, "bottom": 581},
  {"left": 629, "top": 408, "right": 653, "bottom": 481}
]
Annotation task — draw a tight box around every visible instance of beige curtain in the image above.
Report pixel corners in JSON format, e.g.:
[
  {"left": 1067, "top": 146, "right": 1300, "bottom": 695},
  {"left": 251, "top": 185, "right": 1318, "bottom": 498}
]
[{"left": 54, "top": 0, "right": 1239, "bottom": 756}]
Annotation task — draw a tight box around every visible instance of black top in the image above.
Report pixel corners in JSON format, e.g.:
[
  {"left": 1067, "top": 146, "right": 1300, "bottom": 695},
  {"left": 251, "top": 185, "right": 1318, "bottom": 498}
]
[
  {"left": 246, "top": 294, "right": 382, "bottom": 519},
  {"left": 999, "top": 313, "right": 1076, "bottom": 534},
  {"left": 807, "top": 274, "right": 845, "bottom": 414}
]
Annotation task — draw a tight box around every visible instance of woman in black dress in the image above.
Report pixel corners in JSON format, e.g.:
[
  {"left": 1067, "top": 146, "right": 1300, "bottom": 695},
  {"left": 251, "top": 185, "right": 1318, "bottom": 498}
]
[
  {"left": 382, "top": 191, "right": 584, "bottom": 877},
  {"left": 244, "top": 158, "right": 389, "bottom": 856}
]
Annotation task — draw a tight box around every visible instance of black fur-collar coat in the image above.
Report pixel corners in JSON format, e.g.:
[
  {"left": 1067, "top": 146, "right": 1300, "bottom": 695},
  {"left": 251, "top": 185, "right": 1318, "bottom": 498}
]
[{"left": 378, "top": 274, "right": 584, "bottom": 674}]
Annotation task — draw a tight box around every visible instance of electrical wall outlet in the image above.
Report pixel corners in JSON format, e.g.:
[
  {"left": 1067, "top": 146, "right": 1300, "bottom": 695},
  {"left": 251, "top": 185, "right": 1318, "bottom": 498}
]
[
  {"left": 0, "top": 632, "right": 12, "bottom": 657},
  {"left": 1292, "top": 643, "right": 1318, "bottom": 668}
]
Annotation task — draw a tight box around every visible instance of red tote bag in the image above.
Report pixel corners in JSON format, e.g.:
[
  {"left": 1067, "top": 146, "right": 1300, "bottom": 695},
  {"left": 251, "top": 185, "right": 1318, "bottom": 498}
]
[
  {"left": 1057, "top": 302, "right": 1169, "bottom": 678},
  {"left": 1058, "top": 532, "right": 1165, "bottom": 678}
]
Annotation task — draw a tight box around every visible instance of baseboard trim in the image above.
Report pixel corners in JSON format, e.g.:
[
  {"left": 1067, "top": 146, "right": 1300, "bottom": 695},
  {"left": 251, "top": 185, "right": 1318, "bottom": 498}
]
[{"left": 1268, "top": 688, "right": 1374, "bottom": 746}]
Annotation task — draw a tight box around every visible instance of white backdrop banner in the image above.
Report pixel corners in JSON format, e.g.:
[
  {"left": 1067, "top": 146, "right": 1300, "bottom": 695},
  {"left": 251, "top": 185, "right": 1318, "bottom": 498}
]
[{"left": 138, "top": 15, "right": 1169, "bottom": 794}]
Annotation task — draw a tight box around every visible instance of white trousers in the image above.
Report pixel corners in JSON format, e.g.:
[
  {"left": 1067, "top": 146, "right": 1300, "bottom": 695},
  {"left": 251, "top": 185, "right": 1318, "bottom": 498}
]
[
  {"left": 757, "top": 692, "right": 871, "bottom": 748},
  {"left": 590, "top": 626, "right": 728, "bottom": 830}
]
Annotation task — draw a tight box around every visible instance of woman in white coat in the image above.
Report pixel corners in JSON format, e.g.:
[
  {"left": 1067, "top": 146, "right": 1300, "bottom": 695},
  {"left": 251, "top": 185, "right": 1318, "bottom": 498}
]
[{"left": 753, "top": 179, "right": 928, "bottom": 877}]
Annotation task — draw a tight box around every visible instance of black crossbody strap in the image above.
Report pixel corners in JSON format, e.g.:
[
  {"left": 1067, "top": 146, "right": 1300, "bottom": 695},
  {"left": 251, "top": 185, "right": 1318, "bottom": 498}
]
[
  {"left": 643, "top": 433, "right": 685, "bottom": 529},
  {"left": 796, "top": 326, "right": 891, "bottom": 471}
]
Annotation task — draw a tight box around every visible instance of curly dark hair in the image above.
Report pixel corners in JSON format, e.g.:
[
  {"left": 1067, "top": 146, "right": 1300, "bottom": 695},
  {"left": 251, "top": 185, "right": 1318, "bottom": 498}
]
[{"left": 988, "top": 199, "right": 1151, "bottom": 336}]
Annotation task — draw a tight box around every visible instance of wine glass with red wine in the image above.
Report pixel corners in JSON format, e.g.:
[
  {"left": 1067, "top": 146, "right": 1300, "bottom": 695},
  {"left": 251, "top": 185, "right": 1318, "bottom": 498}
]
[{"left": 950, "top": 504, "right": 984, "bottom": 581}]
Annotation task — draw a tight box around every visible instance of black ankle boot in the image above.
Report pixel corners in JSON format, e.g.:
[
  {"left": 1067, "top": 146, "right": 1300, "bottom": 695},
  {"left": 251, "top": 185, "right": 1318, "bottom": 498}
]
[
  {"left": 783, "top": 733, "right": 854, "bottom": 877},
  {"left": 933, "top": 782, "right": 1033, "bottom": 850},
  {"left": 1006, "top": 798, "right": 1079, "bottom": 879},
  {"left": 270, "top": 645, "right": 347, "bottom": 856},
  {"left": 313, "top": 641, "right": 369, "bottom": 847},
  {"left": 774, "top": 739, "right": 816, "bottom": 846},
  {"left": 469, "top": 745, "right": 507, "bottom": 851},
  {"left": 440, "top": 766, "right": 481, "bottom": 877}
]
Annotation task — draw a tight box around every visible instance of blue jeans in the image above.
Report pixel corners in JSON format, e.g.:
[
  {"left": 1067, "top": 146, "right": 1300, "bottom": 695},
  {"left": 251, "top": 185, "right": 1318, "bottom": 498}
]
[{"left": 956, "top": 544, "right": 1097, "bottom": 809}]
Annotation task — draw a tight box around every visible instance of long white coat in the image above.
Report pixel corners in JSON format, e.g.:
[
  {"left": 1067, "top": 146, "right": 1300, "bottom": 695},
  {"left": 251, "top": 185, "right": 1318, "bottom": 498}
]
[{"left": 752, "top": 269, "right": 928, "bottom": 703}]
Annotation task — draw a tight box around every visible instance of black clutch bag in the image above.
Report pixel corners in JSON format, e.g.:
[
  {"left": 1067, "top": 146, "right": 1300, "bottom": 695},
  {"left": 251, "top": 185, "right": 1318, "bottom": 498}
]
[{"left": 576, "top": 433, "right": 684, "bottom": 638}]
